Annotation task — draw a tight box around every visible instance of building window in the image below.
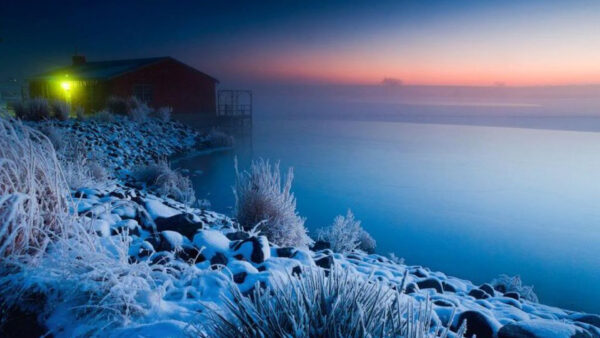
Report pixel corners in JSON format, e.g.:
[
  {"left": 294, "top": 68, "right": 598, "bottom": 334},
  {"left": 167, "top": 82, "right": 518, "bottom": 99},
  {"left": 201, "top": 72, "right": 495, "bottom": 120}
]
[{"left": 133, "top": 84, "right": 153, "bottom": 103}]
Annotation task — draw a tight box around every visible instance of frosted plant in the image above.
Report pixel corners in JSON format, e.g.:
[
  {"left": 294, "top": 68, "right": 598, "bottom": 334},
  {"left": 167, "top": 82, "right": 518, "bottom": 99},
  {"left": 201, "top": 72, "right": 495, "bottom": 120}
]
[
  {"left": 491, "top": 274, "right": 539, "bottom": 302},
  {"left": 50, "top": 100, "right": 70, "bottom": 121},
  {"left": 39, "top": 123, "right": 65, "bottom": 152},
  {"left": 202, "top": 267, "right": 464, "bottom": 338},
  {"left": 0, "top": 117, "right": 70, "bottom": 258},
  {"left": 134, "top": 160, "right": 196, "bottom": 206},
  {"left": 389, "top": 252, "right": 405, "bottom": 265},
  {"left": 94, "top": 109, "right": 115, "bottom": 123},
  {"left": 14, "top": 98, "right": 52, "bottom": 121},
  {"left": 317, "top": 209, "right": 376, "bottom": 254},
  {"left": 60, "top": 141, "right": 111, "bottom": 190},
  {"left": 152, "top": 106, "right": 172, "bottom": 122},
  {"left": 233, "top": 158, "right": 312, "bottom": 247}
]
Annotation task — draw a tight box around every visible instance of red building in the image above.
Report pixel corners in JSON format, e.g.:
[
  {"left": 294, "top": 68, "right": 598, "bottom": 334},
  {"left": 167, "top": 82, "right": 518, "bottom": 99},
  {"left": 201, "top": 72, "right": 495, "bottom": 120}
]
[{"left": 29, "top": 56, "right": 218, "bottom": 114}]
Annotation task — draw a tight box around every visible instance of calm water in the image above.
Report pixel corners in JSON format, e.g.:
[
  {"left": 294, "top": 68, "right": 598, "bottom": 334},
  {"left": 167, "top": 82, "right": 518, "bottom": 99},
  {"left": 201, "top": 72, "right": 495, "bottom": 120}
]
[{"left": 177, "top": 118, "right": 600, "bottom": 313}]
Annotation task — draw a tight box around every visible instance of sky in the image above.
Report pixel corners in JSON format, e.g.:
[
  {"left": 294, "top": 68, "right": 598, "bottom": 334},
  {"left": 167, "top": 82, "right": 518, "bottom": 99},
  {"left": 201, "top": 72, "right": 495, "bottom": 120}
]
[{"left": 1, "top": 0, "right": 600, "bottom": 86}]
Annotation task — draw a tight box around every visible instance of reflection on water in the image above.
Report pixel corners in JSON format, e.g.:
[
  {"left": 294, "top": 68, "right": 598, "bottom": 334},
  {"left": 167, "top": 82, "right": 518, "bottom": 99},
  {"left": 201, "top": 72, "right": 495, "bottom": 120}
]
[{"left": 176, "top": 118, "right": 600, "bottom": 313}]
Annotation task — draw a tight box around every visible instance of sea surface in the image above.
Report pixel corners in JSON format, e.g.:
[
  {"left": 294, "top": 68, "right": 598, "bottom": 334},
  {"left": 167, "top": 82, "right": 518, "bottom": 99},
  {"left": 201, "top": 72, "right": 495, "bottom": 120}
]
[{"left": 176, "top": 89, "right": 600, "bottom": 313}]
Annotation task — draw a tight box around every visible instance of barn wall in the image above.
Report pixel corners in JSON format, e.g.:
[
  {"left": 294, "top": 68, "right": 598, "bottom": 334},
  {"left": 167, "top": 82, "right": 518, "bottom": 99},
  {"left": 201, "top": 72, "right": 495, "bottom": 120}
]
[{"left": 107, "top": 59, "right": 217, "bottom": 114}]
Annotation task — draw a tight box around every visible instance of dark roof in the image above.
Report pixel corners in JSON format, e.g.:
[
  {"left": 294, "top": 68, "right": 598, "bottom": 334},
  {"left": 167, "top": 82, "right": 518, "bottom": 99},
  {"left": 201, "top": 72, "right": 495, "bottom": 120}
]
[{"left": 31, "top": 57, "right": 218, "bottom": 82}]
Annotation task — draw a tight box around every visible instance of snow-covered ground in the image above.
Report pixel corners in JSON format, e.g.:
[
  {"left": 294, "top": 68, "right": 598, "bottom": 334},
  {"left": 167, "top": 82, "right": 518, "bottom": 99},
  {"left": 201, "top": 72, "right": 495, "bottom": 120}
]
[{"left": 1, "top": 117, "right": 599, "bottom": 337}]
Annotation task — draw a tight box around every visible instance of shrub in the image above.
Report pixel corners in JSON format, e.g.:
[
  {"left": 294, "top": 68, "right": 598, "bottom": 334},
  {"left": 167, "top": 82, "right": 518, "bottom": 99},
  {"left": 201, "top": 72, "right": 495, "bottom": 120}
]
[
  {"left": 491, "top": 274, "right": 539, "bottom": 302},
  {"left": 50, "top": 100, "right": 70, "bottom": 121},
  {"left": 317, "top": 209, "right": 376, "bottom": 254},
  {"left": 106, "top": 96, "right": 128, "bottom": 116},
  {"left": 202, "top": 267, "right": 462, "bottom": 337},
  {"left": 14, "top": 98, "right": 51, "bottom": 121},
  {"left": 74, "top": 106, "right": 86, "bottom": 120},
  {"left": 126, "top": 97, "right": 152, "bottom": 122},
  {"left": 233, "top": 158, "right": 312, "bottom": 247},
  {"left": 133, "top": 160, "right": 196, "bottom": 206},
  {"left": 205, "top": 128, "right": 234, "bottom": 147},
  {"left": 94, "top": 109, "right": 115, "bottom": 123},
  {"left": 151, "top": 106, "right": 172, "bottom": 122},
  {"left": 38, "top": 123, "right": 65, "bottom": 152},
  {"left": 0, "top": 117, "right": 70, "bottom": 258},
  {"left": 60, "top": 141, "right": 111, "bottom": 190}
]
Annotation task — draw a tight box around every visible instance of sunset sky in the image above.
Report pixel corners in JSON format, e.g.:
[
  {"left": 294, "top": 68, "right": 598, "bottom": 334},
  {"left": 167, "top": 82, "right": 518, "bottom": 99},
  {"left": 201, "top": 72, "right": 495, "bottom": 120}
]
[{"left": 2, "top": 0, "right": 600, "bottom": 86}]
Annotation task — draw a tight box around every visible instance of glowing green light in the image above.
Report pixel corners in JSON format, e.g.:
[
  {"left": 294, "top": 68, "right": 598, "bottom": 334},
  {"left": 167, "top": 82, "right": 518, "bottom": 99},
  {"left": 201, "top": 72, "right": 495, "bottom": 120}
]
[{"left": 61, "top": 81, "right": 71, "bottom": 91}]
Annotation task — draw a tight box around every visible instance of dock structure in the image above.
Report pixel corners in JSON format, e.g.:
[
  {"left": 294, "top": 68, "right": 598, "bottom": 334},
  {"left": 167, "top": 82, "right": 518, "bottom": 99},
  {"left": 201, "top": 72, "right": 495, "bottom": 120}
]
[{"left": 216, "top": 89, "right": 253, "bottom": 135}]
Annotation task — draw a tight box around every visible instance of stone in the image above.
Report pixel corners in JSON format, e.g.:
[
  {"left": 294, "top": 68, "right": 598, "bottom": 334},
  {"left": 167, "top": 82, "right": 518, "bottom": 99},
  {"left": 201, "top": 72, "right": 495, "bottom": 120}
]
[
  {"left": 232, "top": 237, "right": 270, "bottom": 264},
  {"left": 442, "top": 281, "right": 457, "bottom": 293},
  {"left": 225, "top": 231, "right": 250, "bottom": 241},
  {"left": 404, "top": 283, "right": 419, "bottom": 294},
  {"left": 571, "top": 314, "right": 600, "bottom": 328},
  {"left": 292, "top": 265, "right": 302, "bottom": 276},
  {"left": 455, "top": 311, "right": 498, "bottom": 338},
  {"left": 276, "top": 247, "right": 295, "bottom": 258},
  {"left": 479, "top": 283, "right": 495, "bottom": 297},
  {"left": 311, "top": 240, "right": 331, "bottom": 251},
  {"left": 210, "top": 252, "right": 228, "bottom": 266},
  {"left": 469, "top": 288, "right": 490, "bottom": 300},
  {"left": 155, "top": 213, "right": 203, "bottom": 239},
  {"left": 498, "top": 319, "right": 594, "bottom": 338},
  {"left": 315, "top": 255, "right": 334, "bottom": 269},
  {"left": 416, "top": 278, "right": 444, "bottom": 293},
  {"left": 504, "top": 292, "right": 520, "bottom": 301},
  {"left": 233, "top": 272, "right": 247, "bottom": 284},
  {"left": 412, "top": 267, "right": 429, "bottom": 278}
]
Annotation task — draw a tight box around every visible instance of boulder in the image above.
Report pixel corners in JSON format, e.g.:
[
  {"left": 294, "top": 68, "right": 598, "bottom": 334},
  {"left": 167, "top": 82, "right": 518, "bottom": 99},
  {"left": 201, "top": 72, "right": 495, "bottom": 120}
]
[
  {"left": 570, "top": 314, "right": 600, "bottom": 329},
  {"left": 315, "top": 255, "right": 334, "bottom": 269},
  {"left": 469, "top": 288, "right": 490, "bottom": 300},
  {"left": 416, "top": 278, "right": 444, "bottom": 293},
  {"left": 311, "top": 240, "right": 331, "bottom": 251},
  {"left": 455, "top": 310, "right": 501, "bottom": 337},
  {"left": 276, "top": 247, "right": 296, "bottom": 258},
  {"left": 233, "top": 272, "right": 247, "bottom": 284},
  {"left": 232, "top": 236, "right": 270, "bottom": 264},
  {"left": 155, "top": 213, "right": 204, "bottom": 239},
  {"left": 442, "top": 281, "right": 457, "bottom": 293},
  {"left": 498, "top": 319, "right": 594, "bottom": 338},
  {"left": 479, "top": 283, "right": 496, "bottom": 297},
  {"left": 504, "top": 292, "right": 520, "bottom": 301},
  {"left": 210, "top": 252, "right": 228, "bottom": 266},
  {"left": 404, "top": 283, "right": 419, "bottom": 294},
  {"left": 225, "top": 231, "right": 250, "bottom": 241}
]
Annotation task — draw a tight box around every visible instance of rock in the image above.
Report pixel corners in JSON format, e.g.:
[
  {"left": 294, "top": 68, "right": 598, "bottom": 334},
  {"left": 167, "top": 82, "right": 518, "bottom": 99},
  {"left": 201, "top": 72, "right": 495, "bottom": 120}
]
[
  {"left": 210, "top": 252, "right": 228, "bottom": 266},
  {"left": 504, "top": 292, "right": 520, "bottom": 301},
  {"left": 0, "top": 307, "right": 47, "bottom": 338},
  {"left": 135, "top": 207, "right": 156, "bottom": 232},
  {"left": 469, "top": 288, "right": 490, "bottom": 300},
  {"left": 498, "top": 319, "right": 594, "bottom": 338},
  {"left": 155, "top": 213, "right": 204, "bottom": 239},
  {"left": 479, "top": 283, "right": 495, "bottom": 297},
  {"left": 292, "top": 265, "right": 302, "bottom": 276},
  {"left": 455, "top": 310, "right": 500, "bottom": 338},
  {"left": 315, "top": 255, "right": 334, "bottom": 269},
  {"left": 311, "top": 240, "right": 331, "bottom": 251},
  {"left": 571, "top": 314, "right": 600, "bottom": 328},
  {"left": 233, "top": 272, "right": 247, "bottom": 284},
  {"left": 416, "top": 278, "right": 443, "bottom": 293},
  {"left": 412, "top": 267, "right": 429, "bottom": 278},
  {"left": 433, "top": 299, "right": 454, "bottom": 307},
  {"left": 176, "top": 247, "right": 204, "bottom": 263},
  {"left": 232, "top": 236, "right": 270, "bottom": 264},
  {"left": 404, "top": 283, "right": 419, "bottom": 294},
  {"left": 442, "top": 281, "right": 457, "bottom": 293},
  {"left": 276, "top": 247, "right": 295, "bottom": 258},
  {"left": 225, "top": 231, "right": 250, "bottom": 241}
]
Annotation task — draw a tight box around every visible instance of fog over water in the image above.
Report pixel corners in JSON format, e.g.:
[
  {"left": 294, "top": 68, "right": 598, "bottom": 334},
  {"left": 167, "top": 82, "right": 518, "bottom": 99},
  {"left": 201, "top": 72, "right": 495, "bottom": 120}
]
[{"left": 177, "top": 84, "right": 600, "bottom": 313}]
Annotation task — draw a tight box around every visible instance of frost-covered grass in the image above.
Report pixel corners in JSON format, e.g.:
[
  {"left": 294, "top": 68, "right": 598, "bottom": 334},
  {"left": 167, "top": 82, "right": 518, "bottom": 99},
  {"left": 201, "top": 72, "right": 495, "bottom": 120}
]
[
  {"left": 151, "top": 106, "right": 172, "bottom": 122},
  {"left": 0, "top": 118, "right": 70, "bottom": 258},
  {"left": 134, "top": 160, "right": 196, "bottom": 206},
  {"left": 317, "top": 209, "right": 376, "bottom": 254},
  {"left": 203, "top": 267, "right": 463, "bottom": 338},
  {"left": 60, "top": 142, "right": 111, "bottom": 190},
  {"left": 491, "top": 274, "right": 539, "bottom": 302},
  {"left": 233, "top": 158, "right": 312, "bottom": 247}
]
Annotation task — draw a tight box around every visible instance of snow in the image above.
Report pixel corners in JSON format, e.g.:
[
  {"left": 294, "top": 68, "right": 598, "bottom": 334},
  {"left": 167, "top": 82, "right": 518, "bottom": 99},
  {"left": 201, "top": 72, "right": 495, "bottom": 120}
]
[
  {"left": 192, "top": 230, "right": 231, "bottom": 259},
  {"left": 145, "top": 198, "right": 179, "bottom": 219}
]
